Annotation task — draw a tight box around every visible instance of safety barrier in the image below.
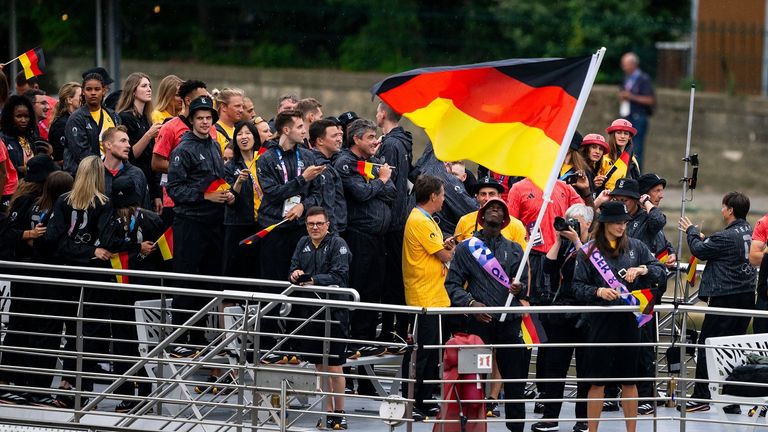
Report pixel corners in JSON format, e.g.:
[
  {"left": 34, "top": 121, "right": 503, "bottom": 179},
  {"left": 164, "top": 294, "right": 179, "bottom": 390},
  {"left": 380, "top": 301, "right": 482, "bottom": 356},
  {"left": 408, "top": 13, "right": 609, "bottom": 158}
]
[{"left": 0, "top": 260, "right": 766, "bottom": 432}]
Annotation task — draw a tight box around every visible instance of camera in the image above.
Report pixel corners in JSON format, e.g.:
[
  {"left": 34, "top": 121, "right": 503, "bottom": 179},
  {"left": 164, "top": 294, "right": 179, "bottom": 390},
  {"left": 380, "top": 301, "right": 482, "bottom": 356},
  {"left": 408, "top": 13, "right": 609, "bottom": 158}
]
[
  {"left": 564, "top": 173, "right": 579, "bottom": 185},
  {"left": 553, "top": 216, "right": 580, "bottom": 234}
]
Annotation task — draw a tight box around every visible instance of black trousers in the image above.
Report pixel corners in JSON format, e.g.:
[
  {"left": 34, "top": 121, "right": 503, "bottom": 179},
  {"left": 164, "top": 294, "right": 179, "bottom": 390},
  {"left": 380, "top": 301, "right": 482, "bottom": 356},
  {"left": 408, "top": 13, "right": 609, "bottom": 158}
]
[
  {"left": 467, "top": 318, "right": 527, "bottom": 432},
  {"left": 692, "top": 291, "right": 754, "bottom": 399},
  {"left": 342, "top": 229, "right": 386, "bottom": 342},
  {"left": 0, "top": 274, "right": 65, "bottom": 390},
  {"left": 400, "top": 315, "right": 441, "bottom": 408},
  {"left": 171, "top": 215, "right": 224, "bottom": 346},
  {"left": 380, "top": 230, "right": 408, "bottom": 342},
  {"left": 538, "top": 314, "right": 589, "bottom": 420},
  {"left": 637, "top": 316, "right": 658, "bottom": 402},
  {"left": 223, "top": 224, "right": 261, "bottom": 280}
]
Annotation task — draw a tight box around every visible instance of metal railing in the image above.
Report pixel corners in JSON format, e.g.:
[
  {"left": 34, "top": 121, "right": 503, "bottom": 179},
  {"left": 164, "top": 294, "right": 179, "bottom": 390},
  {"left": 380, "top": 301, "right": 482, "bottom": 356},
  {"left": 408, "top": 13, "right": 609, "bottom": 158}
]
[{"left": 0, "top": 261, "right": 766, "bottom": 432}]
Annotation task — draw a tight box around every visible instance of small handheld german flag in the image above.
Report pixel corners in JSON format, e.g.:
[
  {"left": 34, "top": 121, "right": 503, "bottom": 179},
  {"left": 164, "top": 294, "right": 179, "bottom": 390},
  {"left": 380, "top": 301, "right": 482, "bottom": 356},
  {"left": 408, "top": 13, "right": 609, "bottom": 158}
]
[
  {"left": 356, "top": 160, "right": 375, "bottom": 180},
  {"left": 687, "top": 255, "right": 699, "bottom": 287},
  {"left": 521, "top": 313, "right": 547, "bottom": 348},
  {"left": 631, "top": 289, "right": 655, "bottom": 315},
  {"left": 155, "top": 227, "right": 173, "bottom": 261},
  {"left": 239, "top": 219, "right": 289, "bottom": 245},
  {"left": 110, "top": 252, "right": 130, "bottom": 284},
  {"left": 204, "top": 177, "right": 231, "bottom": 193},
  {"left": 17, "top": 47, "right": 46, "bottom": 79},
  {"left": 656, "top": 249, "right": 670, "bottom": 265}
]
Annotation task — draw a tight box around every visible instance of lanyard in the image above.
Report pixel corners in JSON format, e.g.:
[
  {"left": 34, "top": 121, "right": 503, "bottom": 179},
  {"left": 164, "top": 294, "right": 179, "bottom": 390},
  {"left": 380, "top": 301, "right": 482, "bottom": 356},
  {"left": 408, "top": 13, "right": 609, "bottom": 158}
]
[
  {"left": 416, "top": 206, "right": 440, "bottom": 233},
  {"left": 276, "top": 147, "right": 301, "bottom": 184}
]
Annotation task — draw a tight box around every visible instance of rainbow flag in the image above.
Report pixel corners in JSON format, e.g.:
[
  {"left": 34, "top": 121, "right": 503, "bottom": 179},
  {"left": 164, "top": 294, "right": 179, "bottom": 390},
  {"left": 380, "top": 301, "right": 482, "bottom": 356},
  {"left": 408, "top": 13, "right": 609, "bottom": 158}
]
[
  {"left": 371, "top": 56, "right": 594, "bottom": 189},
  {"left": 18, "top": 48, "right": 45, "bottom": 79},
  {"left": 156, "top": 227, "right": 173, "bottom": 261},
  {"left": 205, "top": 177, "right": 231, "bottom": 193},
  {"left": 356, "top": 160, "right": 375, "bottom": 180},
  {"left": 656, "top": 249, "right": 670, "bottom": 264},
  {"left": 521, "top": 313, "right": 546, "bottom": 347},
  {"left": 110, "top": 252, "right": 130, "bottom": 284},
  {"left": 240, "top": 222, "right": 280, "bottom": 245},
  {"left": 687, "top": 256, "right": 698, "bottom": 286}
]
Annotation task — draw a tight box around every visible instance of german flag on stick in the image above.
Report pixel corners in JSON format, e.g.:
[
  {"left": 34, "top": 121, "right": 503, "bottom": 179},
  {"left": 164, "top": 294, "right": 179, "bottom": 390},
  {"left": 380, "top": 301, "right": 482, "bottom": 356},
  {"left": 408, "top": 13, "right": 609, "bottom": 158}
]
[
  {"left": 687, "top": 256, "right": 699, "bottom": 287},
  {"left": 154, "top": 227, "right": 174, "bottom": 261},
  {"left": 372, "top": 53, "right": 599, "bottom": 189},
  {"left": 14, "top": 47, "right": 46, "bottom": 79},
  {"left": 521, "top": 313, "right": 547, "bottom": 347},
  {"left": 656, "top": 248, "right": 670, "bottom": 265},
  {"left": 239, "top": 219, "right": 289, "bottom": 245},
  {"left": 204, "top": 177, "right": 231, "bottom": 193},
  {"left": 110, "top": 252, "right": 130, "bottom": 284}
]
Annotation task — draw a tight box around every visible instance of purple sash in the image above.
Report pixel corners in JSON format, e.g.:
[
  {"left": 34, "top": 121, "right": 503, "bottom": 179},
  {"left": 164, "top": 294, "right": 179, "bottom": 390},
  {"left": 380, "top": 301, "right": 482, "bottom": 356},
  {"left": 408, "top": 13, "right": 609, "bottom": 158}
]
[
  {"left": 467, "top": 237, "right": 510, "bottom": 289},
  {"left": 581, "top": 242, "right": 653, "bottom": 327}
]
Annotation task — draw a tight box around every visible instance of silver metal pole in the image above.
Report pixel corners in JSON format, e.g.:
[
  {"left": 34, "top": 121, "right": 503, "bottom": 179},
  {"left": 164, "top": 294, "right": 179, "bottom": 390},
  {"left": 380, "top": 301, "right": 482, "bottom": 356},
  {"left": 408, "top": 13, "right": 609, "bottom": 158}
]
[
  {"left": 9, "top": 0, "right": 18, "bottom": 83},
  {"left": 676, "top": 84, "right": 696, "bottom": 432},
  {"left": 107, "top": 0, "right": 121, "bottom": 86},
  {"left": 689, "top": 0, "right": 699, "bottom": 79},
  {"left": 95, "top": 0, "right": 103, "bottom": 67}
]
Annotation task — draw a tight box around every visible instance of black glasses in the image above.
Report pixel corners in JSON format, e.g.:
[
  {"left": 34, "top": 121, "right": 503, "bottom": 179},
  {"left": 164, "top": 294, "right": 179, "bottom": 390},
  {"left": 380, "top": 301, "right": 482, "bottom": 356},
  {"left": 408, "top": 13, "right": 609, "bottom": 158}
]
[{"left": 306, "top": 221, "right": 328, "bottom": 228}]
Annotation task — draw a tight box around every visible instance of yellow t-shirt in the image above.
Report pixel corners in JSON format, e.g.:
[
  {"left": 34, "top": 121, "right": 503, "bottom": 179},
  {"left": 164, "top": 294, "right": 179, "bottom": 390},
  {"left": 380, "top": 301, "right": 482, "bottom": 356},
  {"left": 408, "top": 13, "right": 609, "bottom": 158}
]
[
  {"left": 90, "top": 109, "right": 116, "bottom": 157},
  {"left": 151, "top": 110, "right": 172, "bottom": 125},
  {"left": 216, "top": 121, "right": 235, "bottom": 154},
  {"left": 454, "top": 210, "right": 528, "bottom": 250},
  {"left": 402, "top": 208, "right": 450, "bottom": 307}
]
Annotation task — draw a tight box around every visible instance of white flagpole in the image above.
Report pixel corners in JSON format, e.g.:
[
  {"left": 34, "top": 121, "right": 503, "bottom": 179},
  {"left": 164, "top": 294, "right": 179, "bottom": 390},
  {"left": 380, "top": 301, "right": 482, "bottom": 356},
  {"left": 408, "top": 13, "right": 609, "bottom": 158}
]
[{"left": 500, "top": 47, "right": 606, "bottom": 322}]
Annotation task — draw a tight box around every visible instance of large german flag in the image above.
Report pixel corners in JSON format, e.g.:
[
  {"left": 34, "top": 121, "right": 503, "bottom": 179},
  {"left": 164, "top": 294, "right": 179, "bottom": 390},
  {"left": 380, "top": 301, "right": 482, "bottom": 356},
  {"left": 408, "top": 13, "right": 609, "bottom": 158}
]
[{"left": 372, "top": 56, "right": 592, "bottom": 189}]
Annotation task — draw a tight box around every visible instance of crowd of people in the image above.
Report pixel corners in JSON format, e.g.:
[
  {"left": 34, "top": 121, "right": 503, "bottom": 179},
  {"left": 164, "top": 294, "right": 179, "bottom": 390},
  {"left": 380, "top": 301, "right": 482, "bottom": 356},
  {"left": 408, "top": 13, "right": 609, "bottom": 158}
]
[{"left": 0, "top": 59, "right": 762, "bottom": 432}]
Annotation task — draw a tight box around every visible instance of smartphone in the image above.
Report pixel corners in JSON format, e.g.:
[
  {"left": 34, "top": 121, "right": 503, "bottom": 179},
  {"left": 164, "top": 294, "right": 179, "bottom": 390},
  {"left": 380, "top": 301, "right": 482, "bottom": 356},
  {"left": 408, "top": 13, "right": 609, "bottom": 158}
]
[{"left": 296, "top": 274, "right": 312, "bottom": 283}]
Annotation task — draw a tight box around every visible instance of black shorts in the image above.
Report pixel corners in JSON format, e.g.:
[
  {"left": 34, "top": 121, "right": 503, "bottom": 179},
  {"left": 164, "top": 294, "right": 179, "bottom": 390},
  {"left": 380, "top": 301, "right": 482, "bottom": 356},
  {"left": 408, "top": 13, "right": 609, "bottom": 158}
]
[
  {"left": 582, "top": 312, "right": 641, "bottom": 386},
  {"left": 296, "top": 305, "right": 349, "bottom": 366}
]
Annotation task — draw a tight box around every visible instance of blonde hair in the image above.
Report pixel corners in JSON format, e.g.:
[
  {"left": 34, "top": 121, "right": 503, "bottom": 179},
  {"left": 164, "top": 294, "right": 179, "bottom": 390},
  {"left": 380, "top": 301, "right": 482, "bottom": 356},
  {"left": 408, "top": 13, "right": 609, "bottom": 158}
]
[
  {"left": 214, "top": 88, "right": 245, "bottom": 113},
  {"left": 67, "top": 156, "right": 108, "bottom": 210},
  {"left": 154, "top": 74, "right": 183, "bottom": 116},
  {"left": 53, "top": 82, "right": 82, "bottom": 121},
  {"left": 116, "top": 72, "right": 153, "bottom": 119}
]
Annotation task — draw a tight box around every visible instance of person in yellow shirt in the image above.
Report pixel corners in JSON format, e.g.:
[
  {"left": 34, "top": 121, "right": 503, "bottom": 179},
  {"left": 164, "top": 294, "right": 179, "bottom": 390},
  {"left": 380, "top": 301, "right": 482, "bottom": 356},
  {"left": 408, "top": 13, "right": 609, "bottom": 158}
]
[
  {"left": 401, "top": 174, "right": 456, "bottom": 420},
  {"left": 455, "top": 176, "right": 527, "bottom": 250},
  {"left": 150, "top": 74, "right": 183, "bottom": 124},
  {"left": 214, "top": 88, "right": 245, "bottom": 153}
]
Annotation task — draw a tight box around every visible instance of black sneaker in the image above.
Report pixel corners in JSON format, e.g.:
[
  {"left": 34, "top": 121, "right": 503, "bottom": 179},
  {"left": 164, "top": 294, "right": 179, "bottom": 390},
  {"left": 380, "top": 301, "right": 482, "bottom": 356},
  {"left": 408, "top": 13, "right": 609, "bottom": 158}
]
[
  {"left": 638, "top": 402, "right": 655, "bottom": 415},
  {"left": 486, "top": 398, "right": 500, "bottom": 417},
  {"left": 723, "top": 404, "right": 741, "bottom": 414},
  {"left": 602, "top": 400, "right": 620, "bottom": 412},
  {"left": 194, "top": 374, "right": 234, "bottom": 395},
  {"left": 0, "top": 391, "right": 28, "bottom": 405},
  {"left": 317, "top": 413, "right": 336, "bottom": 429},
  {"left": 333, "top": 410, "right": 348, "bottom": 430},
  {"left": 531, "top": 421, "right": 558, "bottom": 432},
  {"left": 169, "top": 345, "right": 198, "bottom": 358},
  {"left": 358, "top": 345, "right": 387, "bottom": 357},
  {"left": 115, "top": 399, "right": 140, "bottom": 413},
  {"left": 534, "top": 401, "right": 544, "bottom": 414},
  {"left": 524, "top": 389, "right": 538, "bottom": 399},
  {"left": 260, "top": 353, "right": 284, "bottom": 364},
  {"left": 572, "top": 421, "right": 588, "bottom": 432},
  {"left": 677, "top": 400, "right": 710, "bottom": 412}
]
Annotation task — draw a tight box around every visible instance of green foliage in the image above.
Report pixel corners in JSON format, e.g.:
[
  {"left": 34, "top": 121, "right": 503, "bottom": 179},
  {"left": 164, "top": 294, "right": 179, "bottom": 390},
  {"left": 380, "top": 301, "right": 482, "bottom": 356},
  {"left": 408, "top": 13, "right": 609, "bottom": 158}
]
[{"left": 0, "top": 0, "right": 691, "bottom": 82}]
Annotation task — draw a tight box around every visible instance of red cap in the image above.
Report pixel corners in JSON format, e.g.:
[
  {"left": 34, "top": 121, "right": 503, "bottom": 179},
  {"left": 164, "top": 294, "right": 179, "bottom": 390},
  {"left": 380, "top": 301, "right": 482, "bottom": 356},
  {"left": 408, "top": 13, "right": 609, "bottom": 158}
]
[
  {"left": 478, "top": 198, "right": 511, "bottom": 230},
  {"left": 606, "top": 118, "right": 637, "bottom": 136},
  {"left": 580, "top": 133, "right": 609, "bottom": 153}
]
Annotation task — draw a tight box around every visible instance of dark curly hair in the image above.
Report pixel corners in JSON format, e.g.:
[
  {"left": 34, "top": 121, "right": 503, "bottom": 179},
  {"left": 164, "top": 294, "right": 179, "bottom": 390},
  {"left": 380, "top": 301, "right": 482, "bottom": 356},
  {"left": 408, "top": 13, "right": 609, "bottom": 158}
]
[{"left": 0, "top": 94, "right": 37, "bottom": 138}]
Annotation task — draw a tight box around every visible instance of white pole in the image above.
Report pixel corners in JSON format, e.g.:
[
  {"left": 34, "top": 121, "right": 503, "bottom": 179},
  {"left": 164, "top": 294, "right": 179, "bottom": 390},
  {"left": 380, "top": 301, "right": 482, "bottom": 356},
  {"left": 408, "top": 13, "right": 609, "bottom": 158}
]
[{"left": 500, "top": 47, "right": 606, "bottom": 322}]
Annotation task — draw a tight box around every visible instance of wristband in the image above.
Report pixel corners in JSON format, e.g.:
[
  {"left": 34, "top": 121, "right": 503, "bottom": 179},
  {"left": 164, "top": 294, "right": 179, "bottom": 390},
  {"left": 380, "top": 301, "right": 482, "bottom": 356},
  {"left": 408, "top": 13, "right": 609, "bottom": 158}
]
[{"left": 468, "top": 299, "right": 476, "bottom": 307}]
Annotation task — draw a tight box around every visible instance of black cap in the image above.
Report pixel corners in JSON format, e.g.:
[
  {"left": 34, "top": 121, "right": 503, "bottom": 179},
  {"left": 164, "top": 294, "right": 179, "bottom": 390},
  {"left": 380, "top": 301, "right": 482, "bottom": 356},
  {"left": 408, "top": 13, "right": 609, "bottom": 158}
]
[
  {"left": 638, "top": 173, "right": 666, "bottom": 195},
  {"left": 337, "top": 111, "right": 359, "bottom": 127},
  {"left": 569, "top": 131, "right": 584, "bottom": 151},
  {"left": 188, "top": 96, "right": 219, "bottom": 124},
  {"left": 473, "top": 176, "right": 505, "bottom": 195},
  {"left": 598, "top": 201, "right": 633, "bottom": 223},
  {"left": 81, "top": 67, "right": 114, "bottom": 85},
  {"left": 25, "top": 155, "right": 59, "bottom": 183},
  {"left": 111, "top": 176, "right": 141, "bottom": 208},
  {"left": 609, "top": 178, "right": 640, "bottom": 200}
]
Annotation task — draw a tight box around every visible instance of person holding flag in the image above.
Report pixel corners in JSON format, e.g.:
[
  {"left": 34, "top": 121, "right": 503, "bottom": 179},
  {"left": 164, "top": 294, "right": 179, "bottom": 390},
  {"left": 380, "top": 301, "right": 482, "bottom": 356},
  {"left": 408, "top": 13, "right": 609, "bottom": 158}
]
[
  {"left": 333, "top": 118, "right": 395, "bottom": 365},
  {"left": 595, "top": 119, "right": 641, "bottom": 191},
  {"left": 166, "top": 95, "right": 232, "bottom": 357},
  {"left": 445, "top": 197, "right": 528, "bottom": 432},
  {"left": 678, "top": 192, "right": 756, "bottom": 413},
  {"left": 573, "top": 201, "right": 665, "bottom": 432}
]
